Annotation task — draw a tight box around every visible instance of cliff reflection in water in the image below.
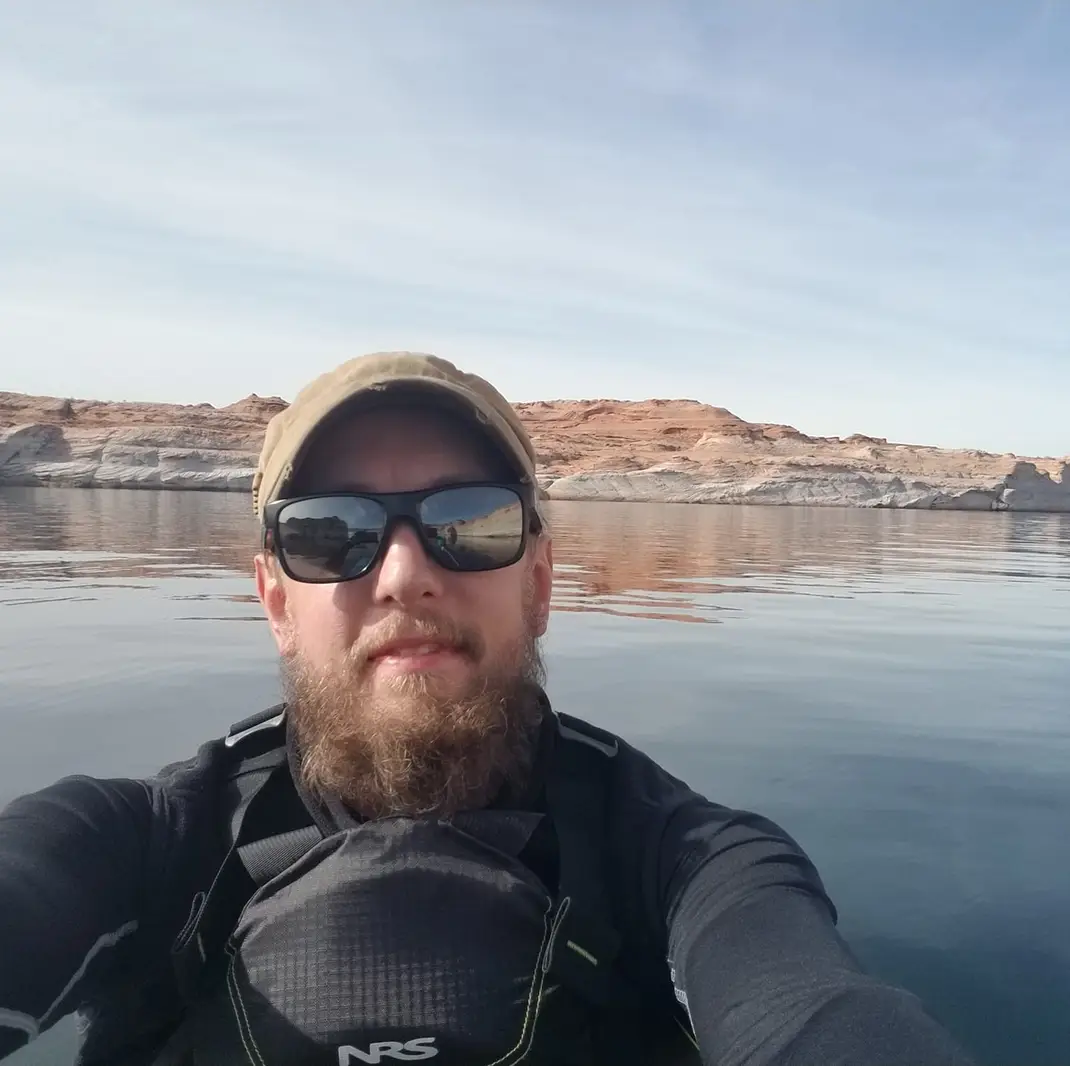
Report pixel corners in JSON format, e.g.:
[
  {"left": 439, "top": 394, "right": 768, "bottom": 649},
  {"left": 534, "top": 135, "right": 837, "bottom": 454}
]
[
  {"left": 548, "top": 499, "right": 1070, "bottom": 622},
  {"left": 0, "top": 488, "right": 259, "bottom": 599},
  {"left": 1, "top": 488, "right": 1069, "bottom": 622}
]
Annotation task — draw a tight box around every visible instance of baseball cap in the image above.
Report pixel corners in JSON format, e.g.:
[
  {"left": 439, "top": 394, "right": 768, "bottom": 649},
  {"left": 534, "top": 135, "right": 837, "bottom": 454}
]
[{"left": 252, "top": 351, "right": 542, "bottom": 522}]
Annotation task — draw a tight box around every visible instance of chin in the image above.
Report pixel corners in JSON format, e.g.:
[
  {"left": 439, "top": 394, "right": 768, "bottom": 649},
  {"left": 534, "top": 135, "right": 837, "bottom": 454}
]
[{"left": 373, "top": 670, "right": 468, "bottom": 704}]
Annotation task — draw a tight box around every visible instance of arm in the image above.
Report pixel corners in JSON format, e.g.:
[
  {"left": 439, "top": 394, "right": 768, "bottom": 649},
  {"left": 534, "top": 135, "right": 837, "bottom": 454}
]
[
  {"left": 661, "top": 801, "right": 976, "bottom": 1066},
  {"left": 0, "top": 776, "right": 154, "bottom": 1060}
]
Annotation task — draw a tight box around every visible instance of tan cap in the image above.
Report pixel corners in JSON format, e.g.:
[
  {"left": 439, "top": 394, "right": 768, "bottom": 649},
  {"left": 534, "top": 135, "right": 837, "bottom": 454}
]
[{"left": 252, "top": 351, "right": 541, "bottom": 521}]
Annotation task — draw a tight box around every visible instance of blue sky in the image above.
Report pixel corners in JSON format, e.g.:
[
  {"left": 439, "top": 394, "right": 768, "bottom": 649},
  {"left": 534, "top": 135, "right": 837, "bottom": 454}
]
[{"left": 1, "top": 2, "right": 1067, "bottom": 456}]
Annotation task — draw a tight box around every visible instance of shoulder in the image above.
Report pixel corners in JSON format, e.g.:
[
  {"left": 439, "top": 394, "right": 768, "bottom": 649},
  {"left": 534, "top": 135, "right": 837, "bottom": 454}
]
[
  {"left": 556, "top": 712, "right": 831, "bottom": 926},
  {"left": 144, "top": 704, "right": 289, "bottom": 853},
  {"left": 555, "top": 709, "right": 722, "bottom": 836},
  {"left": 0, "top": 737, "right": 220, "bottom": 848},
  {"left": 150, "top": 704, "right": 287, "bottom": 796},
  {"left": 1, "top": 708, "right": 277, "bottom": 884}
]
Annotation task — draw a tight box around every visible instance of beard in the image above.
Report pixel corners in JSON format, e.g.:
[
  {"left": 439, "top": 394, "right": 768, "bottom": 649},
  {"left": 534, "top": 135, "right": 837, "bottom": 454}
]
[{"left": 281, "top": 602, "right": 547, "bottom": 820}]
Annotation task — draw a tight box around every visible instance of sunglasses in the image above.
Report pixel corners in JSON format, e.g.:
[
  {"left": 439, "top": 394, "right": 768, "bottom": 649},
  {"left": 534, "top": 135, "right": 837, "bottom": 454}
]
[{"left": 262, "top": 482, "right": 540, "bottom": 583}]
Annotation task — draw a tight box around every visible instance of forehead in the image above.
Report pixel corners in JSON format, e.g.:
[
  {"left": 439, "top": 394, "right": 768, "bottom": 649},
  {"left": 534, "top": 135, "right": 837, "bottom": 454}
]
[{"left": 294, "top": 402, "right": 510, "bottom": 493}]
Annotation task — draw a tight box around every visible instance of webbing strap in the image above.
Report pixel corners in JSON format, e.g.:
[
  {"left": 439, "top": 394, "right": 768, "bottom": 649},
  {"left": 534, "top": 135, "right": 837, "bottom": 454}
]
[
  {"left": 223, "top": 748, "right": 288, "bottom": 844},
  {"left": 239, "top": 825, "right": 324, "bottom": 887}
]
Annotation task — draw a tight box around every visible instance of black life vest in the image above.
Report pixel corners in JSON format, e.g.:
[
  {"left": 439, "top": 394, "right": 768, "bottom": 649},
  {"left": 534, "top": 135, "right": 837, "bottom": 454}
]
[{"left": 150, "top": 707, "right": 700, "bottom": 1066}]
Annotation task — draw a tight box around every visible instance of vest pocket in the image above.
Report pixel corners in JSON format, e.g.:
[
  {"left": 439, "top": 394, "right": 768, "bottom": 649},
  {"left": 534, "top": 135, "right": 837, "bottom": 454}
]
[{"left": 202, "top": 819, "right": 573, "bottom": 1065}]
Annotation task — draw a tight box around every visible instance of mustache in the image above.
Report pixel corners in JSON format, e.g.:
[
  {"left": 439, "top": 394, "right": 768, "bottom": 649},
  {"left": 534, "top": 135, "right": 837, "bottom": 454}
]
[{"left": 349, "top": 612, "right": 486, "bottom": 671}]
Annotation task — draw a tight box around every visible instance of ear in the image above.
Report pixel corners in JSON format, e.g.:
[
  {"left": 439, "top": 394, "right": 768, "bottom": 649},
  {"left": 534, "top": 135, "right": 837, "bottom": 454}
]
[
  {"left": 529, "top": 534, "right": 554, "bottom": 636},
  {"left": 255, "top": 552, "right": 296, "bottom": 656}
]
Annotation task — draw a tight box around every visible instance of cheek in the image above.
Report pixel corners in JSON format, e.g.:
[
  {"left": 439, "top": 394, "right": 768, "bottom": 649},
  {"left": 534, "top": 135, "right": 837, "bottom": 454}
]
[
  {"left": 466, "top": 571, "right": 533, "bottom": 644},
  {"left": 284, "top": 584, "right": 367, "bottom": 664}
]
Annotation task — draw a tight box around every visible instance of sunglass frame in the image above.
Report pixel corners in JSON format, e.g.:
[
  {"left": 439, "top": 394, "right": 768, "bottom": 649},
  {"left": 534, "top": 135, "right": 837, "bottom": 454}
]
[{"left": 262, "top": 481, "right": 540, "bottom": 583}]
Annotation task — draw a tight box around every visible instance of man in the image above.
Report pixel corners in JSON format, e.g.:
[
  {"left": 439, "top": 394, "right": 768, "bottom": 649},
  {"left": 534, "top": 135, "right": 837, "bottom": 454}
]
[{"left": 0, "top": 352, "right": 974, "bottom": 1065}]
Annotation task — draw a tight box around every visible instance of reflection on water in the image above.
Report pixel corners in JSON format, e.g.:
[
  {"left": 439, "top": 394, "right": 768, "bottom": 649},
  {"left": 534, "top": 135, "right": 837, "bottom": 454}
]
[
  {"left": 550, "top": 499, "right": 1070, "bottom": 620},
  {"left": 3, "top": 487, "right": 1070, "bottom": 1066},
  {"left": 0, "top": 488, "right": 259, "bottom": 582},
  {"left": 3, "top": 488, "right": 1069, "bottom": 621}
]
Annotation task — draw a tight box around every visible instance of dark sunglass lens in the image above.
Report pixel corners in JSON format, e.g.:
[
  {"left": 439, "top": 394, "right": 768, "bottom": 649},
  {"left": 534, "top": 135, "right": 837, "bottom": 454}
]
[
  {"left": 419, "top": 487, "right": 526, "bottom": 571},
  {"left": 276, "top": 496, "right": 386, "bottom": 581}
]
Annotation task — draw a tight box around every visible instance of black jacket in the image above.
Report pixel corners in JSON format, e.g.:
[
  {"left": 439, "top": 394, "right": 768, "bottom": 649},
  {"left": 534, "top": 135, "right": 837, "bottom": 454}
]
[{"left": 0, "top": 700, "right": 974, "bottom": 1065}]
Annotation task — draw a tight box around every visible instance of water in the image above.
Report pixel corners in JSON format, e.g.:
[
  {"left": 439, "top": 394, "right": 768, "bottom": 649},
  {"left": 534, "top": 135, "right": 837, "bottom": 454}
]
[{"left": 2, "top": 486, "right": 1069, "bottom": 1065}]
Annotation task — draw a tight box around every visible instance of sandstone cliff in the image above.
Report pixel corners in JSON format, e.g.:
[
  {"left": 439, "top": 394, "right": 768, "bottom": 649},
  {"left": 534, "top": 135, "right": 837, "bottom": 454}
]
[
  {"left": 1, "top": 390, "right": 1067, "bottom": 511},
  {"left": 0, "top": 392, "right": 285, "bottom": 493}
]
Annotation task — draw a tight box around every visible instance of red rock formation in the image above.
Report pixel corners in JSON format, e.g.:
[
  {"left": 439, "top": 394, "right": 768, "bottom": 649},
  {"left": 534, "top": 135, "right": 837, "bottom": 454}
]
[{"left": 1, "top": 389, "right": 1067, "bottom": 509}]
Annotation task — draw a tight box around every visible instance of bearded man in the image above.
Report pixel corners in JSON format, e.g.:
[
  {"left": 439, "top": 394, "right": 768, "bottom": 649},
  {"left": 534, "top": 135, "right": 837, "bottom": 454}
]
[{"left": 0, "top": 353, "right": 974, "bottom": 1066}]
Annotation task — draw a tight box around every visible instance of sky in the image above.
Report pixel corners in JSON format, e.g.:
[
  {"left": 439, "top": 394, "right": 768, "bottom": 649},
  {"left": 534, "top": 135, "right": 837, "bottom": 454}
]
[{"left": 1, "top": 2, "right": 1068, "bottom": 456}]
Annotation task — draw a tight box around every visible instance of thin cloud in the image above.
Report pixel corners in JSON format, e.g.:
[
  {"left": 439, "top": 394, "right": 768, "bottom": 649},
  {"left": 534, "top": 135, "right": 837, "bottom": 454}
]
[{"left": 0, "top": 1, "right": 1067, "bottom": 455}]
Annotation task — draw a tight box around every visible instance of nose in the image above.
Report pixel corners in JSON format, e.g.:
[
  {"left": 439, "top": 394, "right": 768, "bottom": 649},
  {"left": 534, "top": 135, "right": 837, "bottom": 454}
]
[{"left": 369, "top": 519, "right": 445, "bottom": 606}]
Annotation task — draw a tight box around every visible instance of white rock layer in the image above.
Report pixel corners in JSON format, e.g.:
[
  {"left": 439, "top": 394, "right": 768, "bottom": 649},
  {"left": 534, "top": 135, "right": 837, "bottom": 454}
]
[
  {"left": 544, "top": 461, "right": 1070, "bottom": 512},
  {"left": 4, "top": 422, "right": 1069, "bottom": 512},
  {"left": 0, "top": 424, "right": 256, "bottom": 491}
]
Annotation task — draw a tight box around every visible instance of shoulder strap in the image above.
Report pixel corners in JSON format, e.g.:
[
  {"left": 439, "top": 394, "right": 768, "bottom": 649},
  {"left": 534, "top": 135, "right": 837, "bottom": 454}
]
[
  {"left": 545, "top": 715, "right": 656, "bottom": 1066},
  {"left": 224, "top": 705, "right": 287, "bottom": 749},
  {"left": 546, "top": 715, "right": 700, "bottom": 1066},
  {"left": 544, "top": 713, "right": 623, "bottom": 1007},
  {"left": 171, "top": 707, "right": 323, "bottom": 1001}
]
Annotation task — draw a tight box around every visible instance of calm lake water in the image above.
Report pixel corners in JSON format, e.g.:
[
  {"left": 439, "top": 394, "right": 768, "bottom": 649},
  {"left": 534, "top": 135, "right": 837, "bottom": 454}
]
[{"left": 2, "top": 486, "right": 1070, "bottom": 1066}]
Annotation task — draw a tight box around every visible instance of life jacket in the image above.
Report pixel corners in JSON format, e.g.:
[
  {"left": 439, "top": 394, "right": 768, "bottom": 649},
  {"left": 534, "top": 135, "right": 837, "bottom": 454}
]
[{"left": 146, "top": 706, "right": 701, "bottom": 1066}]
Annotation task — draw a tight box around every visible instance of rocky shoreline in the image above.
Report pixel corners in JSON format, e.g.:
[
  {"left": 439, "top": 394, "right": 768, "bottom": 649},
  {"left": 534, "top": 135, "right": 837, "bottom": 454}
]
[{"left": 1, "top": 389, "right": 1068, "bottom": 512}]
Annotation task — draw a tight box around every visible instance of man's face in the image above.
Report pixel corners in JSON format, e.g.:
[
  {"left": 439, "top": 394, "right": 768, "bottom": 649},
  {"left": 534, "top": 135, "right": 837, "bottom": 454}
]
[{"left": 254, "top": 402, "right": 554, "bottom": 817}]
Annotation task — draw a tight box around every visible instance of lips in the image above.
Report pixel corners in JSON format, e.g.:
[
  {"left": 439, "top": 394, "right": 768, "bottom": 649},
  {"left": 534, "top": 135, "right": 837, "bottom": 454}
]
[
  {"left": 359, "top": 617, "right": 482, "bottom": 676},
  {"left": 372, "top": 641, "right": 453, "bottom": 660},
  {"left": 370, "top": 637, "right": 458, "bottom": 660}
]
